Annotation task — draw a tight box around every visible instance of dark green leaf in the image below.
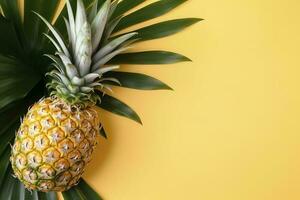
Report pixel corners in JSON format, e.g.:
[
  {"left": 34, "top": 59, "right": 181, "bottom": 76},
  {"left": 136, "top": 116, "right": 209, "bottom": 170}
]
[
  {"left": 0, "top": 0, "right": 22, "bottom": 28},
  {"left": 0, "top": 147, "right": 11, "bottom": 187},
  {"left": 118, "top": 18, "right": 202, "bottom": 42},
  {"left": 37, "top": 191, "right": 58, "bottom": 200},
  {"left": 23, "top": 0, "right": 61, "bottom": 51},
  {"left": 0, "top": 54, "right": 41, "bottom": 110},
  {"left": 104, "top": 71, "right": 173, "bottom": 90},
  {"left": 25, "top": 190, "right": 39, "bottom": 200},
  {"left": 78, "top": 179, "right": 103, "bottom": 200},
  {"left": 62, "top": 187, "right": 87, "bottom": 200},
  {"left": 97, "top": 93, "right": 142, "bottom": 124},
  {"left": 0, "top": 121, "right": 18, "bottom": 156},
  {"left": 11, "top": 180, "right": 24, "bottom": 200},
  {"left": 111, "top": 0, "right": 146, "bottom": 19},
  {"left": 100, "top": 127, "right": 108, "bottom": 139},
  {"left": 114, "top": 0, "right": 187, "bottom": 32},
  {"left": 0, "top": 103, "right": 21, "bottom": 135},
  {"left": 109, "top": 51, "right": 191, "bottom": 65},
  {"left": 0, "top": 16, "right": 22, "bottom": 56},
  {"left": 0, "top": 81, "right": 44, "bottom": 141},
  {"left": 0, "top": 167, "right": 15, "bottom": 200}
]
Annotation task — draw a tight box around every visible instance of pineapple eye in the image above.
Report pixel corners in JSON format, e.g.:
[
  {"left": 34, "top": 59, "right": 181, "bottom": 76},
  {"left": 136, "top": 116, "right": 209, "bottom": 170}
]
[
  {"left": 56, "top": 172, "right": 72, "bottom": 185},
  {"left": 64, "top": 144, "right": 69, "bottom": 150},
  {"left": 37, "top": 139, "right": 43, "bottom": 146},
  {"left": 21, "top": 138, "right": 33, "bottom": 152},
  {"left": 43, "top": 148, "right": 60, "bottom": 163},
  {"left": 40, "top": 182, "right": 53, "bottom": 190},
  {"left": 23, "top": 169, "right": 38, "bottom": 183},
  {"left": 71, "top": 155, "right": 78, "bottom": 160},
  {"left": 54, "top": 159, "right": 70, "bottom": 172},
  {"left": 68, "top": 150, "right": 81, "bottom": 163},
  {"left": 51, "top": 133, "right": 59, "bottom": 141}
]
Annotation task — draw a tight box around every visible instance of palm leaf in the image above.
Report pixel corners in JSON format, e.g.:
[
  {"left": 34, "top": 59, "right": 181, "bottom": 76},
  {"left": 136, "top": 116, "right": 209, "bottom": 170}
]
[
  {"left": 0, "top": 0, "right": 22, "bottom": 30},
  {"left": 63, "top": 188, "right": 86, "bottom": 200},
  {"left": 0, "top": 121, "right": 18, "bottom": 156},
  {"left": 0, "top": 55, "right": 41, "bottom": 110},
  {"left": 109, "top": 50, "right": 191, "bottom": 64},
  {"left": 99, "top": 126, "right": 107, "bottom": 139},
  {"left": 62, "top": 179, "right": 102, "bottom": 200},
  {"left": 77, "top": 179, "right": 103, "bottom": 200},
  {"left": 114, "top": 0, "right": 187, "bottom": 32},
  {"left": 0, "top": 147, "right": 11, "bottom": 187},
  {"left": 111, "top": 0, "right": 146, "bottom": 19},
  {"left": 23, "top": 0, "right": 61, "bottom": 51},
  {"left": 97, "top": 93, "right": 142, "bottom": 124},
  {"left": 37, "top": 191, "right": 58, "bottom": 200},
  {"left": 11, "top": 179, "right": 24, "bottom": 200},
  {"left": 25, "top": 190, "right": 39, "bottom": 200},
  {"left": 0, "top": 16, "right": 22, "bottom": 56},
  {"left": 0, "top": 167, "right": 15, "bottom": 200},
  {"left": 117, "top": 18, "right": 202, "bottom": 42},
  {"left": 104, "top": 71, "right": 173, "bottom": 90}
]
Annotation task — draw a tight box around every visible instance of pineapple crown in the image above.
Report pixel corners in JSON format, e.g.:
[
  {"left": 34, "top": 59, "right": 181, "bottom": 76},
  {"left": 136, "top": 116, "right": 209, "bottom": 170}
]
[{"left": 36, "top": 0, "right": 137, "bottom": 107}]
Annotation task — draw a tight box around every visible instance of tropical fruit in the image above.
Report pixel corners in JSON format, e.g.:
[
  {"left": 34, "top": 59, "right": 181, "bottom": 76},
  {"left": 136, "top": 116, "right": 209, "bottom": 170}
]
[{"left": 10, "top": 0, "right": 135, "bottom": 192}]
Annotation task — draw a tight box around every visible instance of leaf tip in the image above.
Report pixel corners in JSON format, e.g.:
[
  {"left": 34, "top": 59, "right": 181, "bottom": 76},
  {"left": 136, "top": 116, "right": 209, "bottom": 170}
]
[
  {"left": 134, "top": 115, "right": 143, "bottom": 125},
  {"left": 182, "top": 55, "right": 192, "bottom": 62},
  {"left": 165, "top": 84, "right": 174, "bottom": 91}
]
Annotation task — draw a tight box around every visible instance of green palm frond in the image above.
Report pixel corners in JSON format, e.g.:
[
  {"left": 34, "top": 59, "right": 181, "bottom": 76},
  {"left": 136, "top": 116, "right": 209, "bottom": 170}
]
[{"left": 0, "top": 0, "right": 201, "bottom": 199}]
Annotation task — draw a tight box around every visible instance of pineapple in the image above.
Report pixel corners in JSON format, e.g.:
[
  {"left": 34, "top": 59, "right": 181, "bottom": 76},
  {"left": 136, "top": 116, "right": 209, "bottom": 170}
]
[
  {"left": 10, "top": 0, "right": 136, "bottom": 192},
  {"left": 10, "top": 97, "right": 100, "bottom": 192}
]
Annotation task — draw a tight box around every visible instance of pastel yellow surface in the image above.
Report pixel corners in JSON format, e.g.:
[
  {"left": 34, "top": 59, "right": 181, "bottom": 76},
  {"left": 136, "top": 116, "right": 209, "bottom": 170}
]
[{"left": 57, "top": 0, "right": 300, "bottom": 199}]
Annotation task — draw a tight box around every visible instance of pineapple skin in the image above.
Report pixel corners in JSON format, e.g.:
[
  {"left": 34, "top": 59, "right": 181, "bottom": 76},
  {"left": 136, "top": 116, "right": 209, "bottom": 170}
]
[{"left": 10, "top": 97, "right": 100, "bottom": 192}]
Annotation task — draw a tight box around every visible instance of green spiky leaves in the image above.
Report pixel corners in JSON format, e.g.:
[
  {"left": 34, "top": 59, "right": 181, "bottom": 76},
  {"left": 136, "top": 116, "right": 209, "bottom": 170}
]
[{"left": 37, "top": 0, "right": 137, "bottom": 107}]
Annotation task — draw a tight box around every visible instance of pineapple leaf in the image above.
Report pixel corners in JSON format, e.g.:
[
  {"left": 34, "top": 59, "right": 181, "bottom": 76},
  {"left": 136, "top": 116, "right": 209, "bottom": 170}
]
[
  {"left": 104, "top": 71, "right": 173, "bottom": 90},
  {"left": 109, "top": 50, "right": 191, "bottom": 65},
  {"left": 114, "top": 0, "right": 187, "bottom": 32},
  {"left": 91, "top": 0, "right": 110, "bottom": 53},
  {"left": 34, "top": 12, "right": 70, "bottom": 58},
  {"left": 93, "top": 32, "right": 137, "bottom": 62},
  {"left": 118, "top": 18, "right": 203, "bottom": 42},
  {"left": 111, "top": 0, "right": 146, "bottom": 19},
  {"left": 92, "top": 46, "right": 129, "bottom": 71},
  {"left": 55, "top": 0, "right": 95, "bottom": 40},
  {"left": 97, "top": 93, "right": 142, "bottom": 124}
]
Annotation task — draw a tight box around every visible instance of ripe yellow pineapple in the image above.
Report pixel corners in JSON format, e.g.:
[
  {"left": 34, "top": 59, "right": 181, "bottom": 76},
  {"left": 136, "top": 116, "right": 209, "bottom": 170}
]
[
  {"left": 10, "top": 97, "right": 100, "bottom": 192},
  {"left": 10, "top": 0, "right": 136, "bottom": 192}
]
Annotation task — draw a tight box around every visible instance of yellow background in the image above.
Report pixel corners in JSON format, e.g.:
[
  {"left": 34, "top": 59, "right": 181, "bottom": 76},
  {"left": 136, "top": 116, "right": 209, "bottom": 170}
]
[{"left": 59, "top": 0, "right": 300, "bottom": 199}]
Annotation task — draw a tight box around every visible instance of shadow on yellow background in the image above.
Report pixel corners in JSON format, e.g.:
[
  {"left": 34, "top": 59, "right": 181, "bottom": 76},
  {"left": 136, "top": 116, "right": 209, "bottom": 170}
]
[{"left": 56, "top": 0, "right": 300, "bottom": 199}]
